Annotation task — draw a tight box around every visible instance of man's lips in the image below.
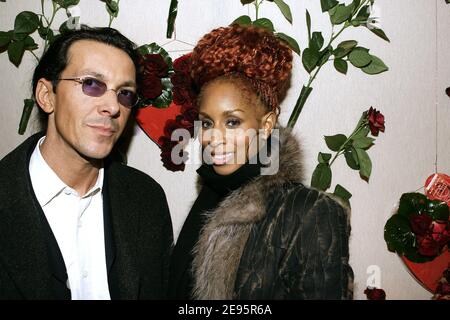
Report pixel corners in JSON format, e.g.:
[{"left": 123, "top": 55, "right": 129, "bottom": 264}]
[{"left": 87, "top": 124, "right": 117, "bottom": 136}]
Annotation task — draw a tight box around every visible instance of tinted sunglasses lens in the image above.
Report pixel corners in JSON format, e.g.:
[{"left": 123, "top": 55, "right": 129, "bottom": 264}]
[
  {"left": 117, "top": 90, "right": 138, "bottom": 108},
  {"left": 81, "top": 78, "right": 107, "bottom": 97}
]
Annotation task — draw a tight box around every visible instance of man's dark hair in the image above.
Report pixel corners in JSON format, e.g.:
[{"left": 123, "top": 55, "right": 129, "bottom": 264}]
[{"left": 32, "top": 26, "right": 140, "bottom": 131}]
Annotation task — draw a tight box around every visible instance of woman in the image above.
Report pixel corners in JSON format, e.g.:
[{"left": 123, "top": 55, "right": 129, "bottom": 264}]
[{"left": 168, "top": 24, "right": 353, "bottom": 299}]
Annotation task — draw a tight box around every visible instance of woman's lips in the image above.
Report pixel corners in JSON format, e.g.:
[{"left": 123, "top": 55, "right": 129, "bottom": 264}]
[{"left": 211, "top": 152, "right": 234, "bottom": 165}]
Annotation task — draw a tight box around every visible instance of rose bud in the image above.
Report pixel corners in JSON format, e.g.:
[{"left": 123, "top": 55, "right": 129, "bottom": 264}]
[
  {"left": 417, "top": 235, "right": 440, "bottom": 256},
  {"left": 367, "top": 107, "right": 385, "bottom": 136},
  {"left": 364, "top": 287, "right": 386, "bottom": 300},
  {"left": 410, "top": 214, "right": 433, "bottom": 236}
]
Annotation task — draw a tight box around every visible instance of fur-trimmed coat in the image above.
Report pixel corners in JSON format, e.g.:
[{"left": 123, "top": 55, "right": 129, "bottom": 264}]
[{"left": 192, "top": 128, "right": 354, "bottom": 299}]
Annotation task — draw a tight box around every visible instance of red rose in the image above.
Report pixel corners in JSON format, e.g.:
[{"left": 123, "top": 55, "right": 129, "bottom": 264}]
[
  {"left": 160, "top": 143, "right": 187, "bottom": 172},
  {"left": 417, "top": 235, "right": 440, "bottom": 256},
  {"left": 409, "top": 214, "right": 432, "bottom": 236},
  {"left": 436, "top": 282, "right": 450, "bottom": 295},
  {"left": 173, "top": 53, "right": 192, "bottom": 73},
  {"left": 181, "top": 106, "right": 199, "bottom": 123},
  {"left": 141, "top": 54, "right": 169, "bottom": 78},
  {"left": 364, "top": 287, "right": 386, "bottom": 300},
  {"left": 173, "top": 86, "right": 191, "bottom": 106},
  {"left": 367, "top": 107, "right": 385, "bottom": 136},
  {"left": 141, "top": 74, "right": 163, "bottom": 99},
  {"left": 430, "top": 221, "right": 450, "bottom": 247},
  {"left": 163, "top": 119, "right": 180, "bottom": 138}
]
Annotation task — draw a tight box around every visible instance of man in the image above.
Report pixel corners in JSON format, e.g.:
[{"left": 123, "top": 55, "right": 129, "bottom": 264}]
[{"left": 0, "top": 27, "right": 173, "bottom": 299}]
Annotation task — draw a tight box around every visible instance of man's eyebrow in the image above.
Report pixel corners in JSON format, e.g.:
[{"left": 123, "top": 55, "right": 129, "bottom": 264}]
[{"left": 77, "top": 69, "right": 136, "bottom": 88}]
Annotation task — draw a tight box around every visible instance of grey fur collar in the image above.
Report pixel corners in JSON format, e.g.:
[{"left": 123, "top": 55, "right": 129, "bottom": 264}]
[{"left": 192, "top": 127, "right": 305, "bottom": 299}]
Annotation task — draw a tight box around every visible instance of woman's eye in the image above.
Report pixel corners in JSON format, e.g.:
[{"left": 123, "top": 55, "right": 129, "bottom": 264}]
[
  {"left": 226, "top": 119, "right": 241, "bottom": 127},
  {"left": 201, "top": 120, "right": 212, "bottom": 129}
]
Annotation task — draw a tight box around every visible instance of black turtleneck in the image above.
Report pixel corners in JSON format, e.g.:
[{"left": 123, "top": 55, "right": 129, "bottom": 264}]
[{"left": 168, "top": 159, "right": 263, "bottom": 299}]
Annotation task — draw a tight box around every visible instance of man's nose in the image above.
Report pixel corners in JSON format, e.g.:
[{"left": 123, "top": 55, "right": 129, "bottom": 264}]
[{"left": 98, "top": 89, "right": 121, "bottom": 117}]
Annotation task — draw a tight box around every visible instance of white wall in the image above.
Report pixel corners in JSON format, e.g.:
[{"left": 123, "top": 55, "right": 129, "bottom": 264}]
[{"left": 1, "top": 0, "right": 448, "bottom": 300}]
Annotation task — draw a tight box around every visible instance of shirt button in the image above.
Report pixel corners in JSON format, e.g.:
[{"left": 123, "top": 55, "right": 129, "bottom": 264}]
[
  {"left": 64, "top": 189, "right": 71, "bottom": 195},
  {"left": 82, "top": 271, "right": 88, "bottom": 278}
]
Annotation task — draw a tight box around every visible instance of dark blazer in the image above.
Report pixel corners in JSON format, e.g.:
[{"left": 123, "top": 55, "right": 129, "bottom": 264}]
[{"left": 0, "top": 132, "right": 173, "bottom": 299}]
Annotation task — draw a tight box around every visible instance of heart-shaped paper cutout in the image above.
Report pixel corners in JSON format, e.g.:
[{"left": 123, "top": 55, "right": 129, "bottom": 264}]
[{"left": 135, "top": 102, "right": 182, "bottom": 147}]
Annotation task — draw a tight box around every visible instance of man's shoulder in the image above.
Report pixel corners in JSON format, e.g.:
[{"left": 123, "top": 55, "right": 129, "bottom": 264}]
[
  {"left": 0, "top": 132, "right": 43, "bottom": 179},
  {"left": 106, "top": 161, "right": 165, "bottom": 193}
]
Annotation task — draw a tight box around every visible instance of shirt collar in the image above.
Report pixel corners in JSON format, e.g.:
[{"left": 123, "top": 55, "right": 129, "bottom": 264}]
[{"left": 29, "top": 136, "right": 104, "bottom": 207}]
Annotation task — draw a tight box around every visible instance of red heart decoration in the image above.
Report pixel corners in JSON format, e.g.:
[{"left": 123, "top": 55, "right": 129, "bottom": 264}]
[
  {"left": 401, "top": 250, "right": 449, "bottom": 293},
  {"left": 135, "top": 102, "right": 182, "bottom": 147}
]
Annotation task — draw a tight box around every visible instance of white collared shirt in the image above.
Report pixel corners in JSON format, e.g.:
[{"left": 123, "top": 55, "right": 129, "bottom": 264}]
[{"left": 29, "top": 136, "right": 111, "bottom": 300}]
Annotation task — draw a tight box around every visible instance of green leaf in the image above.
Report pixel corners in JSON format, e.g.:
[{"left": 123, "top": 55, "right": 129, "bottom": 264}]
[
  {"left": 38, "top": 27, "right": 54, "bottom": 42},
  {"left": 370, "top": 28, "right": 390, "bottom": 42},
  {"left": 333, "top": 184, "right": 352, "bottom": 206},
  {"left": 397, "top": 193, "right": 428, "bottom": 218},
  {"left": 330, "top": 4, "right": 354, "bottom": 25},
  {"left": 302, "top": 48, "right": 319, "bottom": 73},
  {"left": 59, "top": 20, "right": 72, "bottom": 34},
  {"left": 311, "top": 163, "right": 332, "bottom": 191},
  {"left": 355, "top": 148, "right": 372, "bottom": 180},
  {"left": 151, "top": 78, "right": 173, "bottom": 108},
  {"left": 334, "top": 40, "right": 357, "bottom": 58},
  {"left": 0, "top": 31, "right": 13, "bottom": 47},
  {"left": 318, "top": 152, "right": 332, "bottom": 164},
  {"left": 348, "top": 47, "right": 372, "bottom": 68},
  {"left": 306, "top": 10, "right": 311, "bottom": 44},
  {"left": 344, "top": 146, "right": 360, "bottom": 170},
  {"left": 318, "top": 46, "right": 332, "bottom": 66},
  {"left": 273, "top": 0, "right": 293, "bottom": 24},
  {"left": 241, "top": 0, "right": 255, "bottom": 4},
  {"left": 14, "top": 11, "right": 39, "bottom": 34},
  {"left": 334, "top": 58, "right": 348, "bottom": 74},
  {"left": 253, "top": 18, "right": 275, "bottom": 32},
  {"left": 362, "top": 55, "right": 388, "bottom": 75},
  {"left": 106, "top": 0, "right": 119, "bottom": 17},
  {"left": 325, "top": 134, "right": 347, "bottom": 152},
  {"left": 276, "top": 33, "right": 300, "bottom": 55},
  {"left": 137, "top": 43, "right": 173, "bottom": 69},
  {"left": 353, "top": 126, "right": 370, "bottom": 139},
  {"left": 13, "top": 32, "right": 28, "bottom": 41},
  {"left": 7, "top": 40, "right": 25, "bottom": 67},
  {"left": 427, "top": 200, "right": 449, "bottom": 221},
  {"left": 352, "top": 136, "right": 375, "bottom": 149},
  {"left": 23, "top": 35, "right": 38, "bottom": 51},
  {"left": 384, "top": 215, "right": 416, "bottom": 256},
  {"left": 232, "top": 15, "right": 252, "bottom": 26},
  {"left": 166, "top": 0, "right": 178, "bottom": 38},
  {"left": 310, "top": 32, "right": 324, "bottom": 52},
  {"left": 351, "top": 4, "right": 370, "bottom": 26},
  {"left": 320, "top": 0, "right": 339, "bottom": 12},
  {"left": 18, "top": 99, "right": 35, "bottom": 135},
  {"left": 54, "top": 0, "right": 80, "bottom": 8}
]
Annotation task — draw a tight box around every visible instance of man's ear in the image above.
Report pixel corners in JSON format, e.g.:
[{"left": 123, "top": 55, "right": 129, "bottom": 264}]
[
  {"left": 261, "top": 110, "right": 277, "bottom": 139},
  {"left": 35, "top": 79, "right": 56, "bottom": 114}
]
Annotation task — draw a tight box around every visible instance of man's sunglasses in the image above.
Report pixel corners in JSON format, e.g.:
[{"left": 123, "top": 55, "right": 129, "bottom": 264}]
[{"left": 58, "top": 77, "right": 139, "bottom": 108}]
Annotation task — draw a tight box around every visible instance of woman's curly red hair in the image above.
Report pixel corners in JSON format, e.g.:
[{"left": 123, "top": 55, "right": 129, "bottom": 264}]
[{"left": 190, "top": 24, "right": 293, "bottom": 113}]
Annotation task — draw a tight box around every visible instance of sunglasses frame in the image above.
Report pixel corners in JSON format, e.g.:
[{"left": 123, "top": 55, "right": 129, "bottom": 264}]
[{"left": 57, "top": 76, "right": 139, "bottom": 108}]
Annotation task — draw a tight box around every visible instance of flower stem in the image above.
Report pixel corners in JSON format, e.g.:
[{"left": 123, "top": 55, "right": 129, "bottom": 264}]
[
  {"left": 30, "top": 50, "right": 40, "bottom": 62},
  {"left": 329, "top": 121, "right": 367, "bottom": 167},
  {"left": 288, "top": 0, "right": 369, "bottom": 128},
  {"left": 108, "top": 0, "right": 121, "bottom": 27}
]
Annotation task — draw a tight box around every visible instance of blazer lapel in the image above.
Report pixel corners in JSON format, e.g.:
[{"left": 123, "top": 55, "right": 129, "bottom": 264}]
[
  {"left": 0, "top": 132, "right": 69, "bottom": 299},
  {"left": 103, "top": 161, "right": 140, "bottom": 299},
  {"left": 0, "top": 180, "right": 57, "bottom": 299}
]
